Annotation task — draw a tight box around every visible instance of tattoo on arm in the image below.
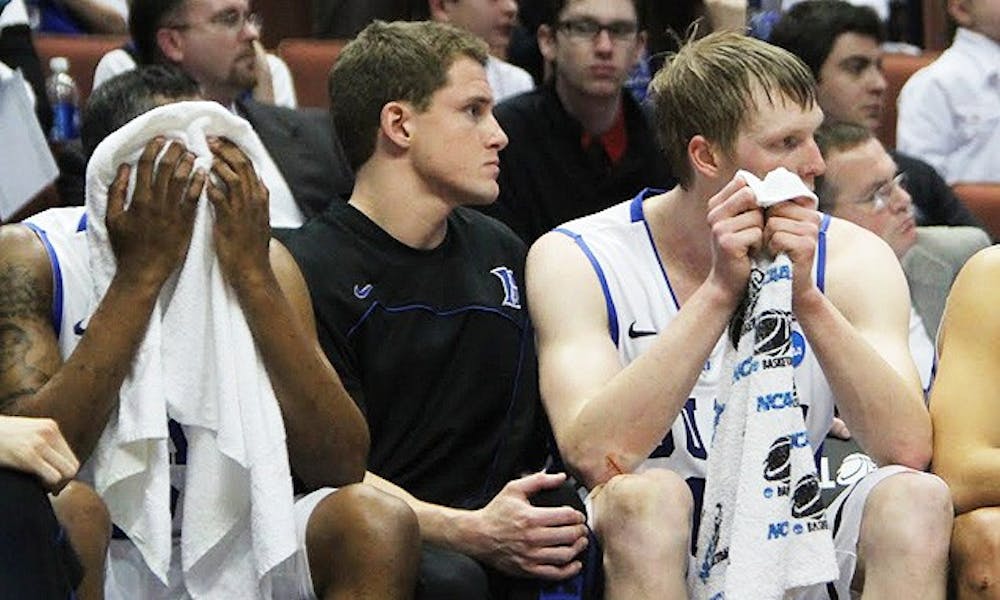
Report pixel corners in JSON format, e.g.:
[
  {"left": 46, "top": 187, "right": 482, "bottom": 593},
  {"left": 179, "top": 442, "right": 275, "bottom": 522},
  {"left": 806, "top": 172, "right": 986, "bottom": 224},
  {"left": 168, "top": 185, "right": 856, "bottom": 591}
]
[{"left": 0, "top": 264, "right": 54, "bottom": 415}]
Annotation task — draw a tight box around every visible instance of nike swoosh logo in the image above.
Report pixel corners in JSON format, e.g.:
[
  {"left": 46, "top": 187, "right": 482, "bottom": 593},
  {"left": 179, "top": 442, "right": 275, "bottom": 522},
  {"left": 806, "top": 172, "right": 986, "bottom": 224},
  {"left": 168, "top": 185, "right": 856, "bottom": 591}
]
[
  {"left": 353, "top": 284, "right": 373, "bottom": 299},
  {"left": 627, "top": 321, "right": 656, "bottom": 338},
  {"left": 73, "top": 319, "right": 86, "bottom": 336}
]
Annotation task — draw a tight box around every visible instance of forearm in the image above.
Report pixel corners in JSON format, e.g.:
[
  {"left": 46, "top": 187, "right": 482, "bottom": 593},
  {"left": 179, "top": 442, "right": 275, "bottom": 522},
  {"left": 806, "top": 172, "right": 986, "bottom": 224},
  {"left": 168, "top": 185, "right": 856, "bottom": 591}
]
[
  {"left": 12, "top": 274, "right": 159, "bottom": 461},
  {"left": 561, "top": 281, "right": 735, "bottom": 488},
  {"left": 235, "top": 272, "right": 369, "bottom": 489},
  {"left": 796, "top": 290, "right": 931, "bottom": 467},
  {"left": 362, "top": 471, "right": 480, "bottom": 553},
  {"left": 58, "top": 0, "right": 127, "bottom": 33}
]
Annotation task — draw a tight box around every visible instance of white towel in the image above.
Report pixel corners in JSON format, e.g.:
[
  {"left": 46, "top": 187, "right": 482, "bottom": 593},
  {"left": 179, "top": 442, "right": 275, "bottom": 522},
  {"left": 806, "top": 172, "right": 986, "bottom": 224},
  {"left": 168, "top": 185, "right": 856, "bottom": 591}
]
[
  {"left": 85, "top": 101, "right": 298, "bottom": 598},
  {"left": 690, "top": 169, "right": 837, "bottom": 599}
]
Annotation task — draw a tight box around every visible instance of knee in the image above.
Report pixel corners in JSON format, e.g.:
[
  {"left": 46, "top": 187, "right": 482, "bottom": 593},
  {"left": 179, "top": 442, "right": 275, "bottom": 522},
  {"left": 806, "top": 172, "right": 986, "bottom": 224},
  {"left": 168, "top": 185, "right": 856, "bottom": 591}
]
[
  {"left": 309, "top": 484, "right": 420, "bottom": 556},
  {"left": 860, "top": 471, "right": 953, "bottom": 560},
  {"left": 952, "top": 508, "right": 1000, "bottom": 597},
  {"left": 594, "top": 469, "right": 692, "bottom": 549},
  {"left": 51, "top": 481, "right": 112, "bottom": 542}
]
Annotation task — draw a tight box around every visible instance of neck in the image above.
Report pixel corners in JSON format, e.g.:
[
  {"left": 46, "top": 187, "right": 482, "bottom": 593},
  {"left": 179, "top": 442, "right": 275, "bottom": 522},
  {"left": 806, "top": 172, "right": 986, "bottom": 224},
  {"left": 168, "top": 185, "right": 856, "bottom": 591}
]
[
  {"left": 555, "top": 78, "right": 623, "bottom": 136},
  {"left": 348, "top": 158, "right": 452, "bottom": 250},
  {"left": 646, "top": 181, "right": 719, "bottom": 277}
]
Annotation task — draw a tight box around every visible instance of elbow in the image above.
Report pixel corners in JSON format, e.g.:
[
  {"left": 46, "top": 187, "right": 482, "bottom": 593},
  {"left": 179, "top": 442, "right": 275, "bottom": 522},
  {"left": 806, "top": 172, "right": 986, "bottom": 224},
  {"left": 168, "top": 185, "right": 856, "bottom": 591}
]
[{"left": 563, "top": 438, "right": 627, "bottom": 491}]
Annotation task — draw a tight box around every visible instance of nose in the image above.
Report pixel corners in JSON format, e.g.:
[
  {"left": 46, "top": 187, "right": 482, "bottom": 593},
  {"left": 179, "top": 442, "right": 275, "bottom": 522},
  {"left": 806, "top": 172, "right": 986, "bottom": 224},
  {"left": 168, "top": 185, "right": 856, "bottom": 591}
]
[
  {"left": 890, "top": 183, "right": 913, "bottom": 213},
  {"left": 488, "top": 113, "right": 509, "bottom": 151},
  {"left": 869, "top": 66, "right": 887, "bottom": 93},
  {"left": 800, "top": 137, "right": 826, "bottom": 184},
  {"left": 500, "top": 0, "right": 516, "bottom": 17},
  {"left": 242, "top": 15, "right": 260, "bottom": 40},
  {"left": 593, "top": 28, "right": 614, "bottom": 54}
]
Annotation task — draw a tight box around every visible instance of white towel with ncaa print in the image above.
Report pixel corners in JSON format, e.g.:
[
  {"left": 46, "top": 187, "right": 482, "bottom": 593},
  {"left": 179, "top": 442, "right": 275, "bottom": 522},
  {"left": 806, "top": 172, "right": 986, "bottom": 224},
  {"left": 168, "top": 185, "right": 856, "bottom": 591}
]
[
  {"left": 85, "top": 101, "right": 297, "bottom": 598},
  {"left": 690, "top": 169, "right": 837, "bottom": 599}
]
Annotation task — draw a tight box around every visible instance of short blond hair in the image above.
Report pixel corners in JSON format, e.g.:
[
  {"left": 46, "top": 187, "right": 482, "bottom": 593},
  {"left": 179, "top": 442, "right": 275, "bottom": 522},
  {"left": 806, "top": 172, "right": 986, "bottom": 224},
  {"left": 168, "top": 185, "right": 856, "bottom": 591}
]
[{"left": 649, "top": 31, "right": 817, "bottom": 189}]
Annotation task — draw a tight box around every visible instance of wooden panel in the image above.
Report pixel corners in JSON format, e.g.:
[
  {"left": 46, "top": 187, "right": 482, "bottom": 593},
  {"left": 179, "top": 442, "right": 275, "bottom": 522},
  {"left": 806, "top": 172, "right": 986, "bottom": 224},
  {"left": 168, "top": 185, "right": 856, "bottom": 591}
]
[
  {"left": 879, "top": 51, "right": 938, "bottom": 150},
  {"left": 953, "top": 184, "right": 1000, "bottom": 240},
  {"left": 276, "top": 38, "right": 347, "bottom": 109},
  {"left": 33, "top": 34, "right": 129, "bottom": 105}
]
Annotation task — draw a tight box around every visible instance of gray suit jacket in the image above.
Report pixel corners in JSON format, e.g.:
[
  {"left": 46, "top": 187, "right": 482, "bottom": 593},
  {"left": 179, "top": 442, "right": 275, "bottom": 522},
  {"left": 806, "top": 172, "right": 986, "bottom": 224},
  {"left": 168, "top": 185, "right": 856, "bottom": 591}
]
[
  {"left": 901, "top": 226, "right": 992, "bottom": 340},
  {"left": 238, "top": 99, "right": 354, "bottom": 220}
]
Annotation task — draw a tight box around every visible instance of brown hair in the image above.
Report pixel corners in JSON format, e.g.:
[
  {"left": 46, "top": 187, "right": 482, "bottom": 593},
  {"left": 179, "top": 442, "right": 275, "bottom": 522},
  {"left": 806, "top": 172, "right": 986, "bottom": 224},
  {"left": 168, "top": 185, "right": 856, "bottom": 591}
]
[
  {"left": 813, "top": 121, "right": 874, "bottom": 211},
  {"left": 329, "top": 20, "right": 489, "bottom": 171},
  {"left": 648, "top": 30, "right": 817, "bottom": 188}
]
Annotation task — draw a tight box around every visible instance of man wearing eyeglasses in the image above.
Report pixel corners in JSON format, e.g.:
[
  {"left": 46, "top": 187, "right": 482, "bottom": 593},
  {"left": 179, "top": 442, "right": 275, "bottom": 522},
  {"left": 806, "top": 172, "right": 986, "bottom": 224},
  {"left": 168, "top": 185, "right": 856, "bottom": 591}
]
[
  {"left": 769, "top": 0, "right": 988, "bottom": 235},
  {"left": 815, "top": 121, "right": 990, "bottom": 375},
  {"left": 86, "top": 0, "right": 353, "bottom": 221},
  {"left": 484, "top": 0, "right": 674, "bottom": 244}
]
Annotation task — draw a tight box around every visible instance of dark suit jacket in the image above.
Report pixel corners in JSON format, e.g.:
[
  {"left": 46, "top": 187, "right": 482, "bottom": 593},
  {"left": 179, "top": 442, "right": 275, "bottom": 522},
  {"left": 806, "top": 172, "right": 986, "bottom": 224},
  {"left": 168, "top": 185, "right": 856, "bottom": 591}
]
[{"left": 238, "top": 99, "right": 354, "bottom": 220}]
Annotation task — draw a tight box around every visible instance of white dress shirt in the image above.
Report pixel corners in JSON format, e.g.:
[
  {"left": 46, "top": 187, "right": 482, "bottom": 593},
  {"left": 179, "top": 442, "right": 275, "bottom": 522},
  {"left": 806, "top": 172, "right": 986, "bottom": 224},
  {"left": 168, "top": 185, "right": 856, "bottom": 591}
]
[{"left": 897, "top": 28, "right": 1000, "bottom": 183}]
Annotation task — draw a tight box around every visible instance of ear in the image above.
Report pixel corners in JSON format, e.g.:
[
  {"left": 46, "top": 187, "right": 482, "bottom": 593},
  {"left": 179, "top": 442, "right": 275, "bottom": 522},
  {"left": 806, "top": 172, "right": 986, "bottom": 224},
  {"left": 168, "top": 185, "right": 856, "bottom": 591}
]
[
  {"left": 947, "top": 0, "right": 973, "bottom": 27},
  {"left": 630, "top": 30, "right": 648, "bottom": 68},
  {"left": 156, "top": 27, "right": 185, "bottom": 63},
  {"left": 379, "top": 101, "right": 413, "bottom": 150},
  {"left": 537, "top": 24, "right": 557, "bottom": 63},
  {"left": 428, "top": 0, "right": 450, "bottom": 22},
  {"left": 688, "top": 134, "right": 726, "bottom": 180}
]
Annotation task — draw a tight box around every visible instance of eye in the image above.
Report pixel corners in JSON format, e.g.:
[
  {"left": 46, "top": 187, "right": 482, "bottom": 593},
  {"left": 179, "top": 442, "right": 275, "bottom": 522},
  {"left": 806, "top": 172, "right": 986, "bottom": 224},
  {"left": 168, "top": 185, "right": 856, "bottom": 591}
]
[
  {"left": 781, "top": 136, "right": 800, "bottom": 150},
  {"left": 842, "top": 58, "right": 870, "bottom": 77},
  {"left": 465, "top": 104, "right": 484, "bottom": 118}
]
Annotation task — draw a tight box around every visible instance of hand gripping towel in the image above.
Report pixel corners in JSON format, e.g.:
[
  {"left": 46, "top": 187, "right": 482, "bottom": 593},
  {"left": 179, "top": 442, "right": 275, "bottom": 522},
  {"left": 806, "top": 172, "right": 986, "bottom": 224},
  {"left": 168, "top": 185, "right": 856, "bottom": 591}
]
[
  {"left": 690, "top": 168, "right": 838, "bottom": 600},
  {"left": 85, "top": 101, "right": 298, "bottom": 598}
]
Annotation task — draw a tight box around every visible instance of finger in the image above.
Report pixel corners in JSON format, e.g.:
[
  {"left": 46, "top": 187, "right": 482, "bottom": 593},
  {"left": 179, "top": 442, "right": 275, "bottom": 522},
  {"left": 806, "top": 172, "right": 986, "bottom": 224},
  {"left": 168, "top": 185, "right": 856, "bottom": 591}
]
[
  {"left": 210, "top": 156, "right": 241, "bottom": 208},
  {"left": 524, "top": 504, "right": 587, "bottom": 528},
  {"left": 135, "top": 137, "right": 166, "bottom": 202},
  {"left": 165, "top": 152, "right": 196, "bottom": 206},
  {"left": 40, "top": 445, "right": 77, "bottom": 491},
  {"left": 185, "top": 168, "right": 208, "bottom": 209},
  {"left": 153, "top": 141, "right": 186, "bottom": 205},
  {"left": 46, "top": 428, "right": 79, "bottom": 476},
  {"left": 216, "top": 137, "right": 257, "bottom": 200},
  {"left": 708, "top": 185, "right": 759, "bottom": 226},
  {"left": 524, "top": 560, "right": 583, "bottom": 581},
  {"left": 508, "top": 471, "right": 567, "bottom": 496},
  {"left": 525, "top": 538, "right": 589, "bottom": 566},
  {"left": 106, "top": 163, "right": 132, "bottom": 221},
  {"left": 707, "top": 174, "right": 749, "bottom": 213},
  {"left": 526, "top": 522, "right": 589, "bottom": 547}
]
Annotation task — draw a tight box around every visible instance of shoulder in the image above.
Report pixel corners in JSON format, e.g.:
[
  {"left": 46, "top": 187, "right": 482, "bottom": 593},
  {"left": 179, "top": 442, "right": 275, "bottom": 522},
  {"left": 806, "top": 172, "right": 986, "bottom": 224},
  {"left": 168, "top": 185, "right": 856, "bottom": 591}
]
[
  {"left": 494, "top": 88, "right": 546, "bottom": 126},
  {"left": 822, "top": 216, "right": 906, "bottom": 301},
  {"left": 452, "top": 207, "right": 527, "bottom": 254},
  {"left": 93, "top": 48, "right": 135, "bottom": 88},
  {"left": 0, "top": 223, "right": 54, "bottom": 304}
]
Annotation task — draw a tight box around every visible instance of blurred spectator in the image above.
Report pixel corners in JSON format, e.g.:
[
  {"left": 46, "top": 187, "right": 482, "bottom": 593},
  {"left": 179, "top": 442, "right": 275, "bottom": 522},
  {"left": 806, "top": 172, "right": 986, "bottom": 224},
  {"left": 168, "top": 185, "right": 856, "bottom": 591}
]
[
  {"left": 770, "top": 0, "right": 988, "bottom": 231},
  {"left": 487, "top": 0, "right": 674, "bottom": 243},
  {"left": 0, "top": 0, "right": 51, "bottom": 129},
  {"left": 897, "top": 0, "right": 1000, "bottom": 184},
  {"left": 429, "top": 0, "right": 533, "bottom": 101},
  {"left": 29, "top": 0, "right": 128, "bottom": 34}
]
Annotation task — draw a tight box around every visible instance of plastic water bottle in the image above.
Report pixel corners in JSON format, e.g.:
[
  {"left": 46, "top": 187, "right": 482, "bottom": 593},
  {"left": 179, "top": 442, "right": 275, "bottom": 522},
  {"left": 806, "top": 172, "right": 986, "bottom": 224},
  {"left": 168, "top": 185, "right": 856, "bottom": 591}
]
[{"left": 46, "top": 56, "right": 80, "bottom": 143}]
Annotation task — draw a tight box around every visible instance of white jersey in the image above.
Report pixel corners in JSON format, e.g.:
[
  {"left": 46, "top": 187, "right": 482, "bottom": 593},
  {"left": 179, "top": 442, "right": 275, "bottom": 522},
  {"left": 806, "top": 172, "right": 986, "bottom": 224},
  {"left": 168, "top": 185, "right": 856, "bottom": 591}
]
[
  {"left": 22, "top": 207, "right": 92, "bottom": 357},
  {"left": 556, "top": 190, "right": 836, "bottom": 497}
]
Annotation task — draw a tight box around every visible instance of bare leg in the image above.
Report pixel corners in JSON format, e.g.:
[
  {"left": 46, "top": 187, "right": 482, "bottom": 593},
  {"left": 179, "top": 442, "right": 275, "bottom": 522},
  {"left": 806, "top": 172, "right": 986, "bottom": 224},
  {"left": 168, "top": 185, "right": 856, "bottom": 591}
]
[
  {"left": 50, "top": 481, "right": 111, "bottom": 600},
  {"left": 591, "top": 469, "right": 692, "bottom": 600},
  {"left": 951, "top": 507, "right": 1000, "bottom": 600},
  {"left": 855, "top": 471, "right": 952, "bottom": 600},
  {"left": 306, "top": 483, "right": 421, "bottom": 600}
]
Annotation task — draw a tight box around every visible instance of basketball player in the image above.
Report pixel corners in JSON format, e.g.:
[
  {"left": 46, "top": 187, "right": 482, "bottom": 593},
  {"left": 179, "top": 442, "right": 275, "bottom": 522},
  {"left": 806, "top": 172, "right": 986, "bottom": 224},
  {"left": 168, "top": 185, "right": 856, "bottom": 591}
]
[
  {"left": 527, "top": 31, "right": 952, "bottom": 598},
  {"left": 930, "top": 246, "right": 1000, "bottom": 599},
  {"left": 0, "top": 66, "right": 420, "bottom": 598}
]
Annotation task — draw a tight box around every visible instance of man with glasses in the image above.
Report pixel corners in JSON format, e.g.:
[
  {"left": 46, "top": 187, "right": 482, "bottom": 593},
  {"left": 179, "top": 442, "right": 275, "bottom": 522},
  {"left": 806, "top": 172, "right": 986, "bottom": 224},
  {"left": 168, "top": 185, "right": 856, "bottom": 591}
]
[
  {"left": 769, "top": 0, "right": 988, "bottom": 234},
  {"left": 815, "top": 121, "right": 989, "bottom": 371},
  {"left": 86, "top": 0, "right": 353, "bottom": 221},
  {"left": 484, "top": 0, "right": 674, "bottom": 244}
]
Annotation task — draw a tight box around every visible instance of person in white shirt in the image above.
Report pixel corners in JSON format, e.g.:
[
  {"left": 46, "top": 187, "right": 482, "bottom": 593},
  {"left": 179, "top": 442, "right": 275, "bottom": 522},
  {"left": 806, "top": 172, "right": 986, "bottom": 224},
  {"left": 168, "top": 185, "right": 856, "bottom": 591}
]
[
  {"left": 896, "top": 0, "right": 1000, "bottom": 184},
  {"left": 428, "top": 0, "right": 534, "bottom": 102}
]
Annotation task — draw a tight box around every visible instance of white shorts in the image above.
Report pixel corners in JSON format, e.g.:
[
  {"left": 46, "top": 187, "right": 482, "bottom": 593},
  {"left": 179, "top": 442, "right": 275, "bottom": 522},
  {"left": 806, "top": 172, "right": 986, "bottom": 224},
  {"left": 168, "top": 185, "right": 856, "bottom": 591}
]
[
  {"left": 104, "top": 487, "right": 339, "bottom": 599},
  {"left": 794, "top": 464, "right": 914, "bottom": 600},
  {"left": 582, "top": 465, "right": 915, "bottom": 599}
]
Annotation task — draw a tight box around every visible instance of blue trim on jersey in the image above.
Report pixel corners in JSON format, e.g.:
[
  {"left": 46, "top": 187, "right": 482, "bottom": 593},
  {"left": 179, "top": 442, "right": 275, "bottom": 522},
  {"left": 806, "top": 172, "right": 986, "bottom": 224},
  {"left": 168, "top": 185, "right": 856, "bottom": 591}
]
[
  {"left": 629, "top": 187, "right": 665, "bottom": 223},
  {"left": 554, "top": 227, "right": 620, "bottom": 346},
  {"left": 22, "top": 223, "right": 64, "bottom": 335},
  {"left": 76, "top": 213, "right": 87, "bottom": 232},
  {"left": 817, "top": 213, "right": 831, "bottom": 293},
  {"left": 346, "top": 302, "right": 524, "bottom": 340},
  {"left": 629, "top": 194, "right": 681, "bottom": 310}
]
